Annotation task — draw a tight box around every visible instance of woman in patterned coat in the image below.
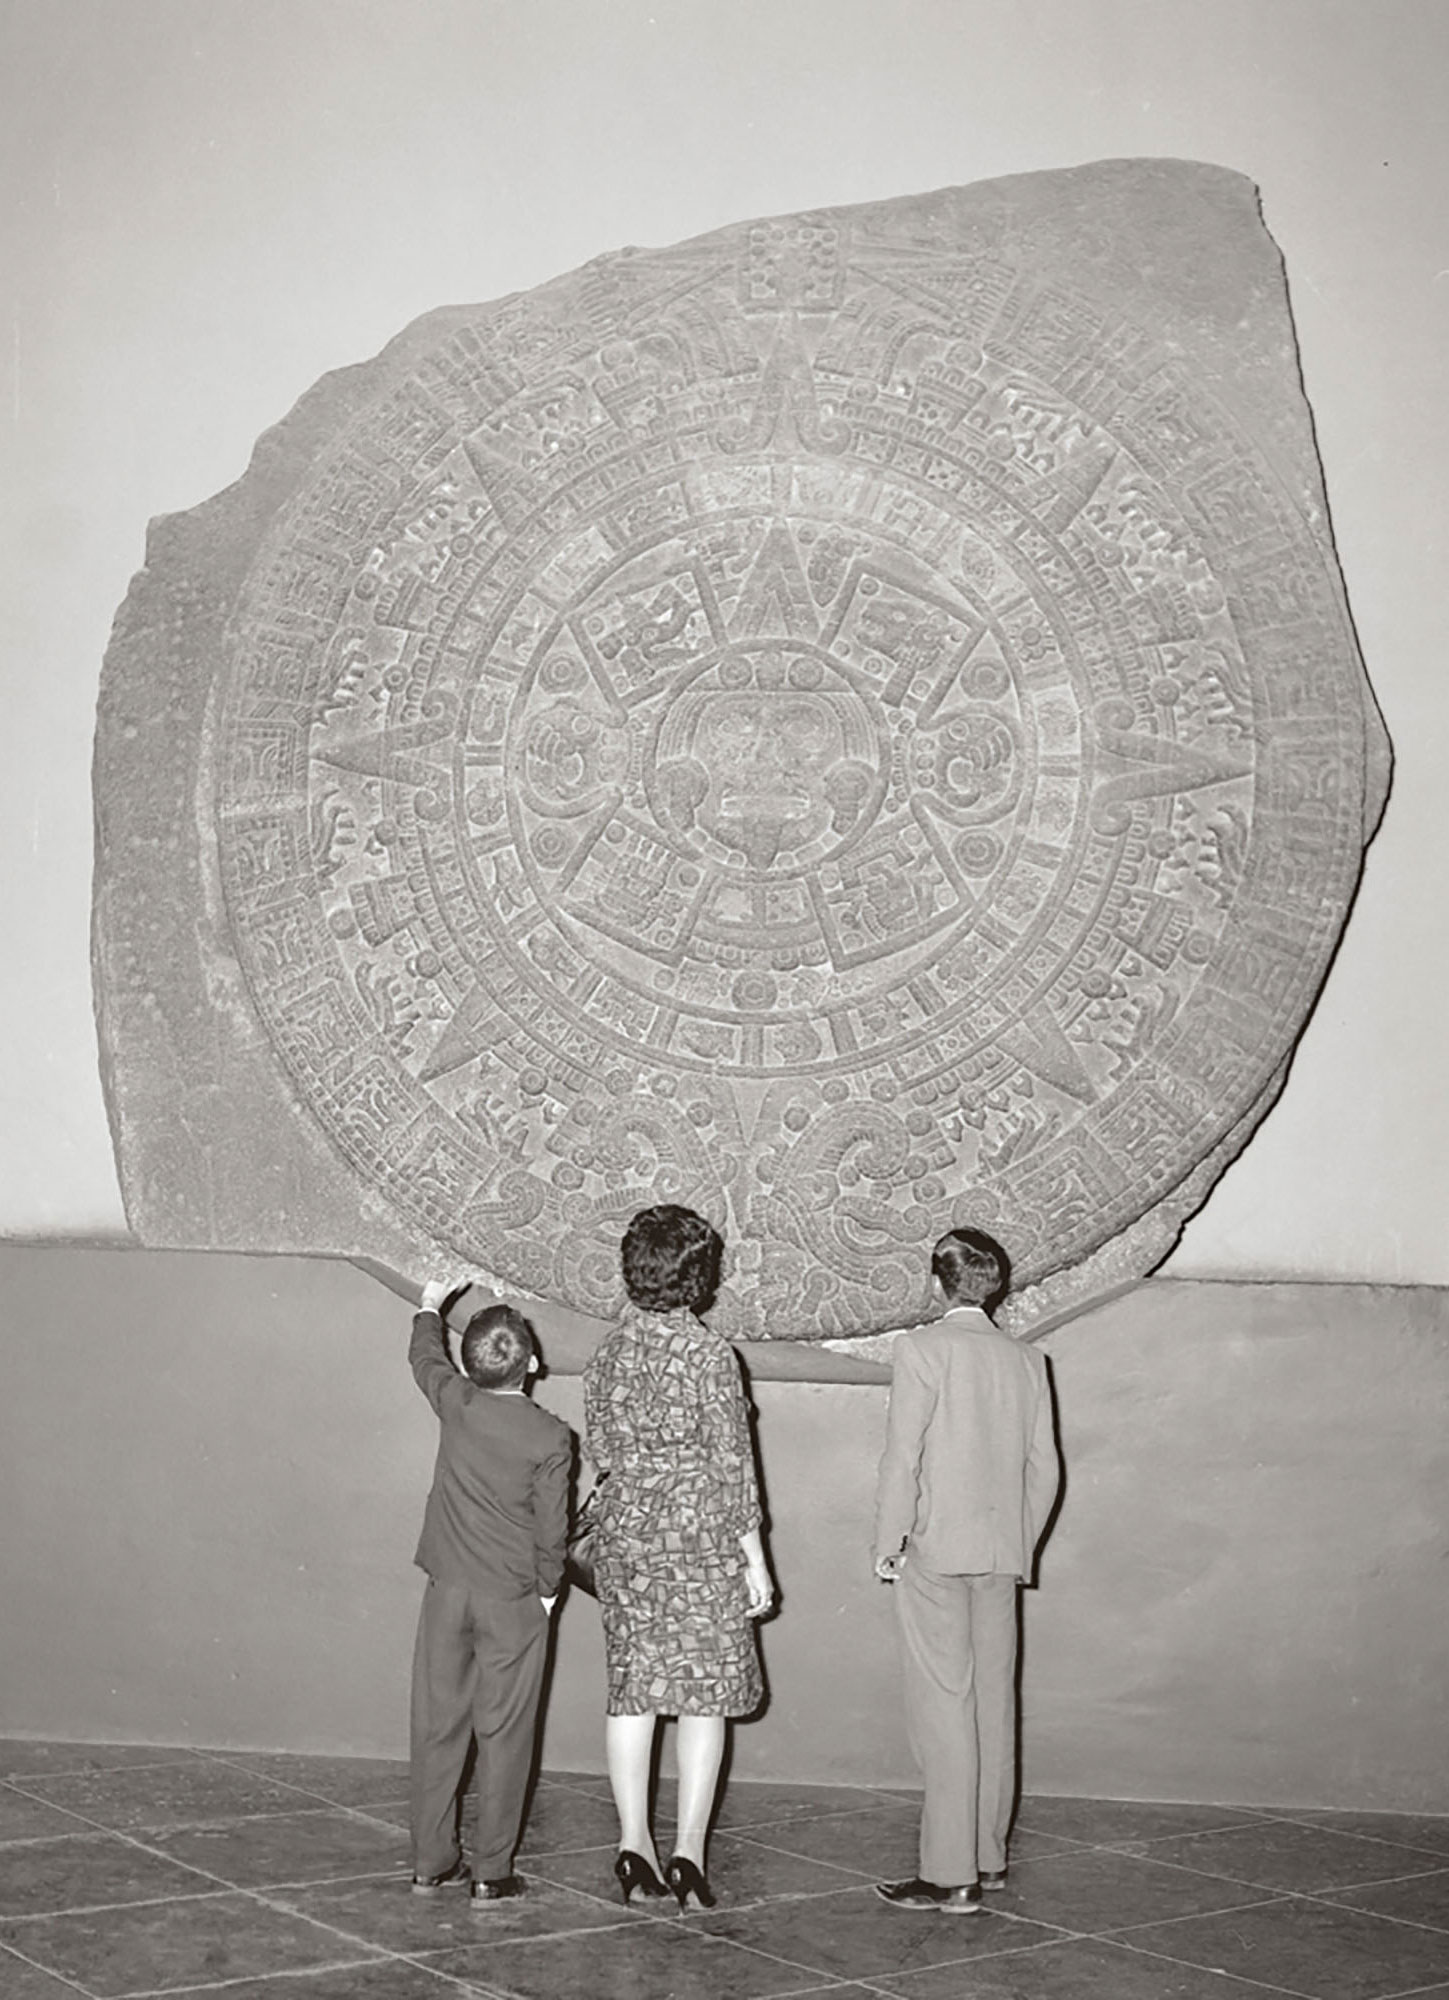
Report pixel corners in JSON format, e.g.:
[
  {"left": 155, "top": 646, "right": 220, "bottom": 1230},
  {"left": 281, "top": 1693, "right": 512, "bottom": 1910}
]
[{"left": 582, "top": 1204, "right": 775, "bottom": 1909}]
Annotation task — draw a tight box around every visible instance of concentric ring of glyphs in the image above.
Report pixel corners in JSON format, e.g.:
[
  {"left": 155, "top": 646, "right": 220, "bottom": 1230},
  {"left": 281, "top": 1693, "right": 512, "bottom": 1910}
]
[{"left": 214, "top": 236, "right": 1362, "bottom": 1338}]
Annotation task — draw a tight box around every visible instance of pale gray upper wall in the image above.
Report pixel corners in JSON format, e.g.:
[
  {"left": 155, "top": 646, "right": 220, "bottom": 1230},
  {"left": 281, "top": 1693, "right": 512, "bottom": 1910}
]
[{"left": 3, "top": 0, "right": 1445, "bottom": 1280}]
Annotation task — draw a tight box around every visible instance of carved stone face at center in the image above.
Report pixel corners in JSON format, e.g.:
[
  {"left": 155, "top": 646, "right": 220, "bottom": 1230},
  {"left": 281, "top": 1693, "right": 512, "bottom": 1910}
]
[
  {"left": 695, "top": 688, "right": 840, "bottom": 868},
  {"left": 654, "top": 647, "right": 883, "bottom": 873}
]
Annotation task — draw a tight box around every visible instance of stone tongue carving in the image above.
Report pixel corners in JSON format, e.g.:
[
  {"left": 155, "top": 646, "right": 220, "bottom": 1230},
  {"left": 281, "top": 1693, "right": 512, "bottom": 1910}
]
[{"left": 93, "top": 162, "right": 1389, "bottom": 1341}]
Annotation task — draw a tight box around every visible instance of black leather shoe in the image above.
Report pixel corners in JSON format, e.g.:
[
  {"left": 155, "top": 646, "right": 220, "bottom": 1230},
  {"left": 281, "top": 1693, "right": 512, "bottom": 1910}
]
[
  {"left": 614, "top": 1849, "right": 667, "bottom": 1903},
  {"left": 874, "top": 1876, "right": 981, "bottom": 1912},
  {"left": 411, "top": 1859, "right": 469, "bottom": 1895},
  {"left": 472, "top": 1874, "right": 524, "bottom": 1902},
  {"left": 980, "top": 1868, "right": 1008, "bottom": 1891},
  {"left": 664, "top": 1853, "right": 717, "bottom": 1910}
]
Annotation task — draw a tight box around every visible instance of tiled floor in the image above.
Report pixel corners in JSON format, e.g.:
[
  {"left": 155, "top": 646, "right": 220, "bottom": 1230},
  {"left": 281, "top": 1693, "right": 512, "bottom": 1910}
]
[{"left": 1, "top": 1744, "right": 1447, "bottom": 1999}]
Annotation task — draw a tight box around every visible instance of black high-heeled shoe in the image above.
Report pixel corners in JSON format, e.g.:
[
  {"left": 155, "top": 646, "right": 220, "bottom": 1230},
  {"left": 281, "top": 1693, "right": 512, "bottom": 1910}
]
[
  {"left": 664, "top": 1853, "right": 717, "bottom": 1910},
  {"left": 613, "top": 1849, "right": 667, "bottom": 1904}
]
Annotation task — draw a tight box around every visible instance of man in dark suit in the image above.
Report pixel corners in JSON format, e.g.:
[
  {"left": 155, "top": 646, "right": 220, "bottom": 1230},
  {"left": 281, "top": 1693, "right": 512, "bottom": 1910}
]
[
  {"left": 408, "top": 1286, "right": 571, "bottom": 1903},
  {"left": 873, "top": 1228, "right": 1060, "bottom": 1912}
]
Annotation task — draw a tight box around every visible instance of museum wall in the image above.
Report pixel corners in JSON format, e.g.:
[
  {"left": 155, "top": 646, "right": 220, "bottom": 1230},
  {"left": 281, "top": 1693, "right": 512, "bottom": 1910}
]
[
  {"left": 2, "top": 1245, "right": 1444, "bottom": 1811},
  {"left": 2, "top": 3, "right": 1447, "bottom": 1802}
]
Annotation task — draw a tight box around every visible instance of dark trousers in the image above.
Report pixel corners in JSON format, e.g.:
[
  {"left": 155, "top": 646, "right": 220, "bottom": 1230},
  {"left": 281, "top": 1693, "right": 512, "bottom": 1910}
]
[
  {"left": 409, "top": 1577, "right": 548, "bottom": 1881},
  {"left": 895, "top": 1562, "right": 1019, "bottom": 1886}
]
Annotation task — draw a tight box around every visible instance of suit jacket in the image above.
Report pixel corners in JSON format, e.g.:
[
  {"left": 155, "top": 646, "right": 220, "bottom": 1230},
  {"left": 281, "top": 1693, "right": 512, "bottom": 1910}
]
[
  {"left": 874, "top": 1306, "right": 1060, "bottom": 1580},
  {"left": 410, "top": 1311, "right": 572, "bottom": 1599}
]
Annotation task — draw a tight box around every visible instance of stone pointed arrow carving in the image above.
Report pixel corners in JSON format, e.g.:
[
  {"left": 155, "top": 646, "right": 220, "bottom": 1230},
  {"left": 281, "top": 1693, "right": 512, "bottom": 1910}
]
[{"left": 1090, "top": 708, "right": 1255, "bottom": 837}]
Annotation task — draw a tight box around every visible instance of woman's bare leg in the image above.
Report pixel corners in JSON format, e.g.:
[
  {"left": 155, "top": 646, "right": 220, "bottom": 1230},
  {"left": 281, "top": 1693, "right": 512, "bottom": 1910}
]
[
  {"left": 605, "top": 1711, "right": 660, "bottom": 1869},
  {"left": 672, "top": 1714, "right": 726, "bottom": 1868}
]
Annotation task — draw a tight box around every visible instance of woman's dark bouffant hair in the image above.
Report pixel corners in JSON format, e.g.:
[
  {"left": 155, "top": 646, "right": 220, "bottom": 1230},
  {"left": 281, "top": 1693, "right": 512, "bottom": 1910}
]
[{"left": 621, "top": 1204, "right": 723, "bottom": 1314}]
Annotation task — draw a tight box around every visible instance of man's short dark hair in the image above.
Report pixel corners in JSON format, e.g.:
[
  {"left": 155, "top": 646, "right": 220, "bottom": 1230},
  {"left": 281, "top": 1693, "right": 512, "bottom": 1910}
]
[
  {"left": 620, "top": 1204, "right": 723, "bottom": 1313},
  {"left": 460, "top": 1303, "right": 536, "bottom": 1389},
  {"left": 931, "top": 1228, "right": 1010, "bottom": 1312}
]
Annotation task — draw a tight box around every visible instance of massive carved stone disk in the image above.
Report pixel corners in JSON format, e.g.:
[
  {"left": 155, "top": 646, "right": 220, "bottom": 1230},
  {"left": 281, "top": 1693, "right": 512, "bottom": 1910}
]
[{"left": 94, "top": 162, "right": 1389, "bottom": 1340}]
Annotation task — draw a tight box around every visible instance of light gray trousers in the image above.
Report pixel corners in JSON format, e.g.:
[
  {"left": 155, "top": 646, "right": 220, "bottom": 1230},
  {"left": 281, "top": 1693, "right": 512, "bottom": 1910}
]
[{"left": 894, "top": 1561, "right": 1019, "bottom": 1886}]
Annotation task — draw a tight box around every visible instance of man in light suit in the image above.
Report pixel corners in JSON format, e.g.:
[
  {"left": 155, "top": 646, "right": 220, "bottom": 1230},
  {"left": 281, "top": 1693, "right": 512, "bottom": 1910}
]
[{"left": 873, "top": 1228, "right": 1060, "bottom": 1913}]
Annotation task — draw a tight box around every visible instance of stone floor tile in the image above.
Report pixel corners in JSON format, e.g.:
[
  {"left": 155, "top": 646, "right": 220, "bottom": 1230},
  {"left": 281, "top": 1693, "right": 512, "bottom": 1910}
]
[
  {"left": 350, "top": 1796, "right": 410, "bottom": 1833},
  {"left": 725, "top": 1807, "right": 922, "bottom": 1878},
  {"left": 5, "top": 1751, "right": 1447, "bottom": 2000},
  {"left": 992, "top": 1844, "right": 1278, "bottom": 1932},
  {"left": 0, "top": 1785, "right": 112, "bottom": 1844},
  {"left": 274, "top": 1869, "right": 638, "bottom": 1953},
  {"left": 696, "top": 1882, "right": 1062, "bottom": 1983},
  {"left": 517, "top": 1841, "right": 650, "bottom": 1911},
  {"left": 1120, "top": 1896, "right": 1449, "bottom": 1999},
  {"left": 996, "top": 1823, "right": 1100, "bottom": 1861},
  {"left": 1014, "top": 1795, "right": 1273, "bottom": 1845},
  {"left": 1323, "top": 1864, "right": 1449, "bottom": 1930},
  {"left": 428, "top": 1915, "right": 836, "bottom": 1999},
  {"left": 769, "top": 1990, "right": 902, "bottom": 1999},
  {"left": 1276, "top": 1808, "right": 1449, "bottom": 1860},
  {"left": 528, "top": 1771, "right": 613, "bottom": 1799},
  {"left": 531, "top": 1831, "right": 872, "bottom": 1909},
  {"left": 0, "top": 1945, "right": 107, "bottom": 1997},
  {"left": 0, "top": 1890, "right": 385, "bottom": 1997},
  {"left": 622, "top": 1775, "right": 913, "bottom": 1838},
  {"left": 11, "top": 1761, "right": 317, "bottom": 1833},
  {"left": 872, "top": 1932, "right": 1300, "bottom": 1998},
  {"left": 712, "top": 1782, "right": 907, "bottom": 1831},
  {"left": 1118, "top": 1820, "right": 1449, "bottom": 1894},
  {"left": 162, "top": 1964, "right": 485, "bottom": 2000},
  {"left": 146, "top": 1806, "right": 407, "bottom": 1888},
  {"left": 203, "top": 1750, "right": 410, "bottom": 1808},
  {"left": 707, "top": 1834, "right": 912, "bottom": 1909},
  {"left": 512, "top": 1783, "right": 635, "bottom": 1855},
  {"left": 0, "top": 1832, "right": 214, "bottom": 1917},
  {"left": 0, "top": 1742, "right": 195, "bottom": 1781}
]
